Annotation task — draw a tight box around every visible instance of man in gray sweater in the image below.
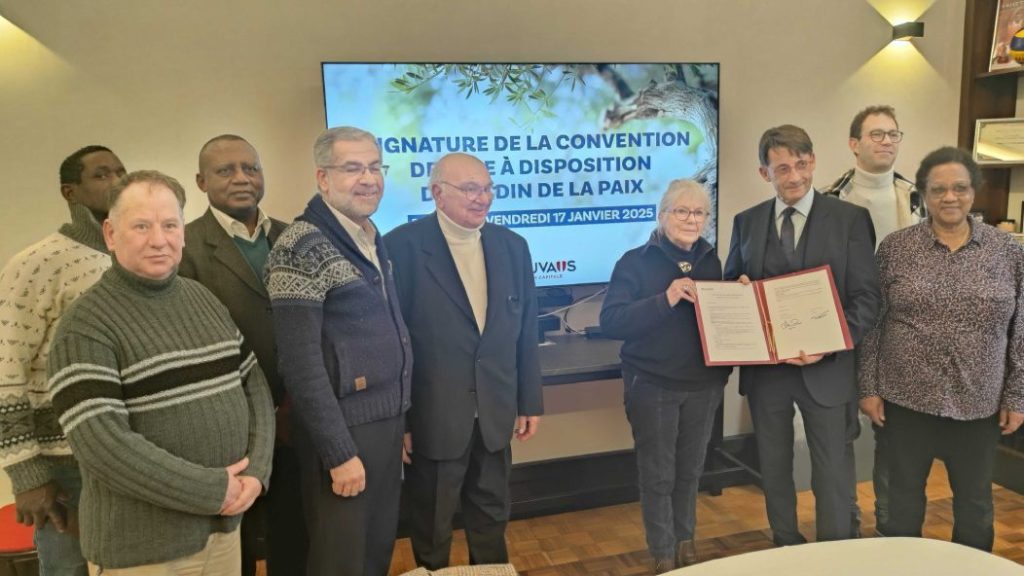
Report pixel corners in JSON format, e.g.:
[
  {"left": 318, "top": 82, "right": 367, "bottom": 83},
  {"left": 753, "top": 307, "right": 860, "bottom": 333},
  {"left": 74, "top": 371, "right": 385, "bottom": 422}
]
[{"left": 47, "top": 170, "right": 275, "bottom": 574}]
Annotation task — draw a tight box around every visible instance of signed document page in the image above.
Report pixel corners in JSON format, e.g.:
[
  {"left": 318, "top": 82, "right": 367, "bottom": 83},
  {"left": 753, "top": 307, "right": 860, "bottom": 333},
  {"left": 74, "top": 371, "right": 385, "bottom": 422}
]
[
  {"left": 693, "top": 282, "right": 772, "bottom": 365},
  {"left": 761, "top": 266, "right": 852, "bottom": 361}
]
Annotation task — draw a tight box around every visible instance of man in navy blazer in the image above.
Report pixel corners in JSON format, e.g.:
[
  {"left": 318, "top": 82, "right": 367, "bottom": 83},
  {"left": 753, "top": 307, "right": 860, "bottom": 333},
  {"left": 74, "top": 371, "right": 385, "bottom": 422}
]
[
  {"left": 385, "top": 153, "right": 544, "bottom": 569},
  {"left": 178, "top": 135, "right": 305, "bottom": 576},
  {"left": 723, "top": 125, "right": 880, "bottom": 546}
]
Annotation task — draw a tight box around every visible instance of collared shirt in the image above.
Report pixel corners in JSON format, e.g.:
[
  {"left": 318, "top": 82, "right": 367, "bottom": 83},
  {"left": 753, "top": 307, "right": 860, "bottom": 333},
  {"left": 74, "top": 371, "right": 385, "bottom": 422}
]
[
  {"left": 773, "top": 188, "right": 815, "bottom": 243},
  {"left": 857, "top": 220, "right": 1024, "bottom": 419},
  {"left": 210, "top": 206, "right": 272, "bottom": 242},
  {"left": 324, "top": 201, "right": 382, "bottom": 274}
]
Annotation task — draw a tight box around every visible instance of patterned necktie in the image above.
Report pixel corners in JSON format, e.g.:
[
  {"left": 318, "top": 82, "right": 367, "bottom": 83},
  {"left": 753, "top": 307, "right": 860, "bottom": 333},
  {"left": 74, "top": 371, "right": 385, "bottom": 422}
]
[{"left": 781, "top": 206, "right": 796, "bottom": 257}]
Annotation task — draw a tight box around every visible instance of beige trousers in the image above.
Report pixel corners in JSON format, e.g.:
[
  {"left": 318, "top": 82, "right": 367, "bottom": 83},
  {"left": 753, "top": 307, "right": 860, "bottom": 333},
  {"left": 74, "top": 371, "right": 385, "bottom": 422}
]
[{"left": 88, "top": 529, "right": 240, "bottom": 576}]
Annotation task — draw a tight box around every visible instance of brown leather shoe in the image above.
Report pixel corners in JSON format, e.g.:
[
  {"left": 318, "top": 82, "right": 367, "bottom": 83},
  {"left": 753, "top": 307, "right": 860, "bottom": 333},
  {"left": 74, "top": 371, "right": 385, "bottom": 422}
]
[
  {"left": 676, "top": 539, "right": 698, "bottom": 567},
  {"left": 653, "top": 556, "right": 677, "bottom": 574}
]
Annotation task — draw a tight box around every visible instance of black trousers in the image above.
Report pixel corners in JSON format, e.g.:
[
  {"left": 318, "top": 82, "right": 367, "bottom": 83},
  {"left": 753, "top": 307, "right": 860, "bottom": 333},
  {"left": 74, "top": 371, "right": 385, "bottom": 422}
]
[
  {"left": 241, "top": 444, "right": 309, "bottom": 576},
  {"left": 405, "top": 421, "right": 512, "bottom": 570},
  {"left": 295, "top": 415, "right": 405, "bottom": 576},
  {"left": 747, "top": 366, "right": 853, "bottom": 545},
  {"left": 884, "top": 401, "right": 1001, "bottom": 551},
  {"left": 843, "top": 404, "right": 890, "bottom": 536},
  {"left": 265, "top": 444, "right": 309, "bottom": 575}
]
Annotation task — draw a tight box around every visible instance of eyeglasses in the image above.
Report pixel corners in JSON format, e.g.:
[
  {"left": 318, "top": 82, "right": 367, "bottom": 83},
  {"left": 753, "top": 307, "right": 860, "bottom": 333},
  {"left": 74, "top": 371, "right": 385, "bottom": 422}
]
[
  {"left": 925, "top": 182, "right": 973, "bottom": 198},
  {"left": 866, "top": 130, "right": 904, "bottom": 143},
  {"left": 322, "top": 163, "right": 389, "bottom": 177},
  {"left": 769, "top": 160, "right": 811, "bottom": 178},
  {"left": 668, "top": 208, "right": 708, "bottom": 222},
  {"left": 441, "top": 181, "right": 494, "bottom": 200}
]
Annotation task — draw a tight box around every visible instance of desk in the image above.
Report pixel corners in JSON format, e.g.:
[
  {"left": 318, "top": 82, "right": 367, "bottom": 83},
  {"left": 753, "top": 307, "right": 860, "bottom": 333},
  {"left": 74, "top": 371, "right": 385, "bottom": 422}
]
[
  {"left": 538, "top": 333, "right": 621, "bottom": 385},
  {"left": 672, "top": 538, "right": 1024, "bottom": 575}
]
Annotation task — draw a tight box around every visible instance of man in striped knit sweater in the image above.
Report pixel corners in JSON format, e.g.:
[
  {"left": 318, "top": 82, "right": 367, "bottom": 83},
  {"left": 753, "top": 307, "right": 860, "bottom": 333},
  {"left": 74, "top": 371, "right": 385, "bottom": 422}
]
[
  {"left": 46, "top": 171, "right": 275, "bottom": 574},
  {"left": 0, "top": 145, "right": 125, "bottom": 576}
]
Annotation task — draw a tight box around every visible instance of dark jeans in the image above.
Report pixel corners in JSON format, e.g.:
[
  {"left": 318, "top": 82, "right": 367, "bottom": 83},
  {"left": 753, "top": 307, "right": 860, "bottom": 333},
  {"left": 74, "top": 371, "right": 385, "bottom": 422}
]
[
  {"left": 405, "top": 420, "right": 512, "bottom": 570},
  {"left": 623, "top": 370, "right": 724, "bottom": 559},
  {"left": 35, "top": 463, "right": 87, "bottom": 576},
  {"left": 884, "top": 401, "right": 1000, "bottom": 551}
]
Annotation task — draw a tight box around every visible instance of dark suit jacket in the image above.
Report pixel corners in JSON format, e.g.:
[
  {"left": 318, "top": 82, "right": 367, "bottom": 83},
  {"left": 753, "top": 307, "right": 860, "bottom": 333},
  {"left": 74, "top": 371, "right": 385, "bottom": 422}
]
[
  {"left": 723, "top": 192, "right": 880, "bottom": 407},
  {"left": 384, "top": 213, "right": 544, "bottom": 461},
  {"left": 179, "top": 209, "right": 289, "bottom": 405}
]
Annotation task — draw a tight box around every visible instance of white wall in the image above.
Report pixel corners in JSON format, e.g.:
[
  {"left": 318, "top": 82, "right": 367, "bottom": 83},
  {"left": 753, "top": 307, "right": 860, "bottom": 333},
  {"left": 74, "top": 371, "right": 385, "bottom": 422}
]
[{"left": 0, "top": 0, "right": 965, "bottom": 502}]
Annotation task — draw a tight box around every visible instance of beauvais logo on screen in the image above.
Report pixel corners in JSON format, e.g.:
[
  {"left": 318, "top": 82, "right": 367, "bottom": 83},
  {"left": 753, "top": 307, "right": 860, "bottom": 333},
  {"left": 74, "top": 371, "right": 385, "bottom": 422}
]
[{"left": 534, "top": 259, "right": 577, "bottom": 281}]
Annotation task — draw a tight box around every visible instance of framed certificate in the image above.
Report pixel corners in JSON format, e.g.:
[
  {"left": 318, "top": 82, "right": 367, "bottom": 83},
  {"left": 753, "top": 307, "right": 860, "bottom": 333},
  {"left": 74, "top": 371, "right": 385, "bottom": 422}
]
[
  {"left": 974, "top": 118, "right": 1024, "bottom": 165},
  {"left": 692, "top": 266, "right": 853, "bottom": 366}
]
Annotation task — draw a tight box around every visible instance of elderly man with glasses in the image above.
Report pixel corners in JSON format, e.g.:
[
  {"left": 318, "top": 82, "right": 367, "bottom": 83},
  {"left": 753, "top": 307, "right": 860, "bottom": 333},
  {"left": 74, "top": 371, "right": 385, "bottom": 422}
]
[{"left": 385, "top": 152, "right": 544, "bottom": 570}]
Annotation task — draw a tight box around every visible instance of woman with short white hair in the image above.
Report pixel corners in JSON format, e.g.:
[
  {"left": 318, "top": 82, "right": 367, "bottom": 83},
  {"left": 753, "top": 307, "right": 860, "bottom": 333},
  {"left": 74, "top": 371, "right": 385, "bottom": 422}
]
[{"left": 600, "top": 179, "right": 731, "bottom": 573}]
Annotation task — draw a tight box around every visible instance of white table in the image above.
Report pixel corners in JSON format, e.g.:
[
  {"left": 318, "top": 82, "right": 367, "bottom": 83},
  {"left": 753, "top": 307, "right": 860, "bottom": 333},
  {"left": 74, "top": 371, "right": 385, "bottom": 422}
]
[{"left": 672, "top": 537, "right": 1024, "bottom": 575}]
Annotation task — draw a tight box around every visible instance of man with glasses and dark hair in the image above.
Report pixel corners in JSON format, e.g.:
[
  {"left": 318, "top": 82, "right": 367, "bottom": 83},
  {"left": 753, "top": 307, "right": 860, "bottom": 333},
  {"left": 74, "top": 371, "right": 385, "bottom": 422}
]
[
  {"left": 385, "top": 153, "right": 543, "bottom": 569},
  {"left": 823, "top": 106, "right": 924, "bottom": 538},
  {"left": 1, "top": 145, "right": 125, "bottom": 576},
  {"left": 724, "top": 125, "right": 880, "bottom": 547},
  {"left": 824, "top": 105, "right": 924, "bottom": 246},
  {"left": 267, "top": 126, "right": 411, "bottom": 576},
  {"left": 179, "top": 135, "right": 305, "bottom": 576}
]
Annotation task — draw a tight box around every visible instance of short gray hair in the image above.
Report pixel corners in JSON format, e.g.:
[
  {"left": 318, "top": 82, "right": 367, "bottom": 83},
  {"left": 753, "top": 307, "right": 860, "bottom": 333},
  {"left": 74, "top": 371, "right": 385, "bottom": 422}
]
[
  {"left": 657, "top": 179, "right": 711, "bottom": 234},
  {"left": 313, "top": 126, "right": 379, "bottom": 167},
  {"left": 108, "top": 170, "right": 187, "bottom": 219}
]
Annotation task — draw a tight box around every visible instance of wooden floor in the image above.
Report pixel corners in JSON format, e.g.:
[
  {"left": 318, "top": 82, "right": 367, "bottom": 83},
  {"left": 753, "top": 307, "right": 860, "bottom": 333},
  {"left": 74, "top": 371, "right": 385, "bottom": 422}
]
[{"left": 385, "top": 462, "right": 1024, "bottom": 575}]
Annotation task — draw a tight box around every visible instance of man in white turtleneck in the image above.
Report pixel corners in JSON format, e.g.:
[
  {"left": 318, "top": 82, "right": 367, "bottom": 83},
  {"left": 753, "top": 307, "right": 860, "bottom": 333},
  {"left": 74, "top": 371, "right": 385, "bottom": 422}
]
[
  {"left": 385, "top": 153, "right": 543, "bottom": 570},
  {"left": 825, "top": 105, "right": 924, "bottom": 246},
  {"left": 825, "top": 105, "right": 923, "bottom": 539}
]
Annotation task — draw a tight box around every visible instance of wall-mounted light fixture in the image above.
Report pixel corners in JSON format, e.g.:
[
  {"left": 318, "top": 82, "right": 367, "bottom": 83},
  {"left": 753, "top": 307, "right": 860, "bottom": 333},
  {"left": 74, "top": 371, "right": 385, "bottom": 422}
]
[{"left": 892, "top": 21, "right": 925, "bottom": 41}]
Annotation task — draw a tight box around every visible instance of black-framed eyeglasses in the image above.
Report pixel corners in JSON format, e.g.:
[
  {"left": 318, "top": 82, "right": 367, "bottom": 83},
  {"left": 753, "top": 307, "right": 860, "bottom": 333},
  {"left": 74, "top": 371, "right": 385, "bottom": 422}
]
[
  {"left": 322, "top": 163, "right": 389, "bottom": 177},
  {"left": 867, "top": 130, "right": 904, "bottom": 143},
  {"left": 668, "top": 208, "right": 708, "bottom": 222},
  {"left": 441, "top": 180, "right": 494, "bottom": 200}
]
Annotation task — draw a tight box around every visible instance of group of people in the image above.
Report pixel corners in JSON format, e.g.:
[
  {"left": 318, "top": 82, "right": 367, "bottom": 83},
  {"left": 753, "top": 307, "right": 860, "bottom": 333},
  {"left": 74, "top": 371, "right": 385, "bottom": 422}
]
[
  {"left": 0, "top": 128, "right": 542, "bottom": 575},
  {"left": 2, "top": 106, "right": 1022, "bottom": 576},
  {"left": 601, "top": 105, "right": 1024, "bottom": 573}
]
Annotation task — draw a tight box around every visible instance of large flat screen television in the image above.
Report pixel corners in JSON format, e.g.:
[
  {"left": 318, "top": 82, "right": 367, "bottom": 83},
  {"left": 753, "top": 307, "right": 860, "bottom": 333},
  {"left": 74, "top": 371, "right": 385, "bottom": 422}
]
[{"left": 321, "top": 63, "right": 719, "bottom": 287}]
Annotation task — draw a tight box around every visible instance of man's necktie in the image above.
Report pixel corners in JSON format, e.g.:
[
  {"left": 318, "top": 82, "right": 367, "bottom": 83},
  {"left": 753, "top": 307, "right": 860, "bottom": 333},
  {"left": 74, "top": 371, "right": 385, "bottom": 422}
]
[{"left": 781, "top": 206, "right": 796, "bottom": 257}]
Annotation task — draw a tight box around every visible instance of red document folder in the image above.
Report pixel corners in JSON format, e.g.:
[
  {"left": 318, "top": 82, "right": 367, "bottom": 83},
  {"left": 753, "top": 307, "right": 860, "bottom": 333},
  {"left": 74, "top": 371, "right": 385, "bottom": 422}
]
[{"left": 692, "top": 265, "right": 853, "bottom": 366}]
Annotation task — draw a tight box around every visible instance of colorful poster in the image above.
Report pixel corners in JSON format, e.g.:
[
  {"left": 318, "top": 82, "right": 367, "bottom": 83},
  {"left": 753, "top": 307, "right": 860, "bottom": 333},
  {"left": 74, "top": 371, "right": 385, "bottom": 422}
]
[{"left": 322, "top": 63, "right": 719, "bottom": 286}]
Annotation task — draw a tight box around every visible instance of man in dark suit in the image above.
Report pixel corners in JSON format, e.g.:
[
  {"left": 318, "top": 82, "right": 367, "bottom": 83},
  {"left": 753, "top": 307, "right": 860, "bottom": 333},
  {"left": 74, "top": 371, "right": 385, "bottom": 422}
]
[
  {"left": 385, "top": 153, "right": 544, "bottom": 569},
  {"left": 178, "top": 134, "right": 306, "bottom": 576},
  {"left": 723, "top": 125, "right": 880, "bottom": 546}
]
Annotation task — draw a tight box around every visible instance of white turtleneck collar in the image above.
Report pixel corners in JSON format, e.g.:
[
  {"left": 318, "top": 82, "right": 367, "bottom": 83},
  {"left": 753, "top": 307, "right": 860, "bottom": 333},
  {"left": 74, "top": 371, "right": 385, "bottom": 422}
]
[
  {"left": 436, "top": 208, "right": 482, "bottom": 243},
  {"left": 847, "top": 165, "right": 898, "bottom": 247},
  {"left": 435, "top": 208, "right": 487, "bottom": 334},
  {"left": 851, "top": 165, "right": 895, "bottom": 190}
]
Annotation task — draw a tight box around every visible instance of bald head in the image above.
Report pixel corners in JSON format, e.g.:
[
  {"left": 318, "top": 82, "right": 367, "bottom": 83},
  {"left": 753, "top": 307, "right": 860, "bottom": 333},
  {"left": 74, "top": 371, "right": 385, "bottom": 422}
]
[
  {"left": 429, "top": 153, "right": 487, "bottom": 188},
  {"left": 196, "top": 135, "right": 264, "bottom": 227},
  {"left": 430, "top": 153, "right": 493, "bottom": 229},
  {"left": 198, "top": 134, "right": 255, "bottom": 172}
]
